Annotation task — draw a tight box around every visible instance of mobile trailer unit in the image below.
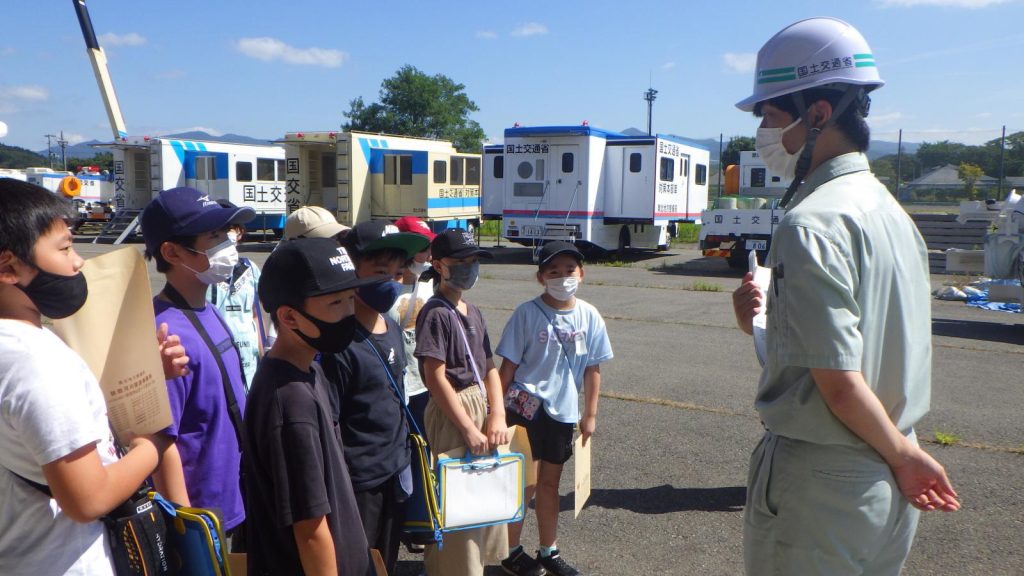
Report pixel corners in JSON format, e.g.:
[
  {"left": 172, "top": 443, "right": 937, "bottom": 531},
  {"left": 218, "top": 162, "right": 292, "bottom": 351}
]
[
  {"left": 100, "top": 137, "right": 289, "bottom": 231},
  {"left": 279, "top": 130, "right": 482, "bottom": 230},
  {"left": 484, "top": 125, "right": 710, "bottom": 253}
]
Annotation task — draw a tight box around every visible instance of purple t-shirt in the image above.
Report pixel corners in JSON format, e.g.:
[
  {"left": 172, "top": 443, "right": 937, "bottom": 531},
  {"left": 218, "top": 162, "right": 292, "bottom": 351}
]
[{"left": 154, "top": 298, "right": 246, "bottom": 530}]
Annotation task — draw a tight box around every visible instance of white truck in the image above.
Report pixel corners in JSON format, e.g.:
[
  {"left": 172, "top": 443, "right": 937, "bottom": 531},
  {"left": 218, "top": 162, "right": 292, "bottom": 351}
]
[
  {"left": 482, "top": 124, "right": 710, "bottom": 255},
  {"left": 277, "top": 130, "right": 481, "bottom": 232},
  {"left": 699, "top": 150, "right": 791, "bottom": 268}
]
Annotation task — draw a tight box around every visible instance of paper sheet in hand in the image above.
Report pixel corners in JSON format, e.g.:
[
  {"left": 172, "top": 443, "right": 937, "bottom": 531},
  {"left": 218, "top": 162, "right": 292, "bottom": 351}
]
[
  {"left": 52, "top": 247, "right": 172, "bottom": 437},
  {"left": 574, "top": 435, "right": 591, "bottom": 518},
  {"left": 749, "top": 250, "right": 771, "bottom": 367}
]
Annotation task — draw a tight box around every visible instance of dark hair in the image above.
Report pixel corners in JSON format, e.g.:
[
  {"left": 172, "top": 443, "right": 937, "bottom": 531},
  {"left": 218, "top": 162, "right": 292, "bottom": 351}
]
[
  {"left": 0, "top": 179, "right": 76, "bottom": 263},
  {"left": 351, "top": 247, "right": 407, "bottom": 267},
  {"left": 146, "top": 234, "right": 198, "bottom": 273},
  {"left": 754, "top": 88, "right": 871, "bottom": 152}
]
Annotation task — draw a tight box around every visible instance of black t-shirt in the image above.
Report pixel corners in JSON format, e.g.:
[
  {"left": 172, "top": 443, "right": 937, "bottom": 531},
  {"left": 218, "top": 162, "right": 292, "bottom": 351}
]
[
  {"left": 242, "top": 357, "right": 372, "bottom": 576},
  {"left": 320, "top": 315, "right": 411, "bottom": 492},
  {"left": 414, "top": 294, "right": 493, "bottom": 391}
]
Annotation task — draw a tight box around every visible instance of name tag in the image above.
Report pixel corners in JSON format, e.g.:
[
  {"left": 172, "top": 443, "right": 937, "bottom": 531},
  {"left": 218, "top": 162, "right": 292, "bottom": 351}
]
[{"left": 574, "top": 332, "right": 587, "bottom": 355}]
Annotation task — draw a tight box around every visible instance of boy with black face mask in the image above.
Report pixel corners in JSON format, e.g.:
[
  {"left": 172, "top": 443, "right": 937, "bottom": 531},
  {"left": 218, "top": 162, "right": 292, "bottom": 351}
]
[
  {"left": 318, "top": 220, "right": 429, "bottom": 574},
  {"left": 414, "top": 228, "right": 511, "bottom": 576},
  {"left": 0, "top": 179, "right": 184, "bottom": 574},
  {"left": 141, "top": 187, "right": 255, "bottom": 546},
  {"left": 244, "top": 237, "right": 381, "bottom": 575}
]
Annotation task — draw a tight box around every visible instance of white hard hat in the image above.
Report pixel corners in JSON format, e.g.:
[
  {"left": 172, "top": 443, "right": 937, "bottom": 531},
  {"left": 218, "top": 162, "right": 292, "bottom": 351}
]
[{"left": 736, "top": 17, "right": 884, "bottom": 112}]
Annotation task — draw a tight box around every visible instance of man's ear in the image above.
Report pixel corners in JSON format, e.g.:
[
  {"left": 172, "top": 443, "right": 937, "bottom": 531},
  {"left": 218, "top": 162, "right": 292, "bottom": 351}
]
[
  {"left": 0, "top": 250, "right": 27, "bottom": 285},
  {"left": 160, "top": 241, "right": 187, "bottom": 267},
  {"left": 810, "top": 100, "right": 833, "bottom": 129}
]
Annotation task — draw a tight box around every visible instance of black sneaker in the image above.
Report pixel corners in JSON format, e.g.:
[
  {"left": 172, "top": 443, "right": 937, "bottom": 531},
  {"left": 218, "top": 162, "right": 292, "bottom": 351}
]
[
  {"left": 537, "top": 549, "right": 580, "bottom": 576},
  {"left": 502, "top": 546, "right": 546, "bottom": 576}
]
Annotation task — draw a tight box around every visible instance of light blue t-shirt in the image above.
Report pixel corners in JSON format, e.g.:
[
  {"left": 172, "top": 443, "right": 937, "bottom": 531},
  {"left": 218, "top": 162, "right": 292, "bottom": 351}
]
[
  {"left": 208, "top": 257, "right": 266, "bottom": 390},
  {"left": 496, "top": 296, "right": 613, "bottom": 423}
]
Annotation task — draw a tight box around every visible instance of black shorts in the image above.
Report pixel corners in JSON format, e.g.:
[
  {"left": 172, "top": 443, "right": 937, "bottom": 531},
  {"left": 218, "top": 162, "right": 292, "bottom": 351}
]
[{"left": 506, "top": 406, "right": 575, "bottom": 465}]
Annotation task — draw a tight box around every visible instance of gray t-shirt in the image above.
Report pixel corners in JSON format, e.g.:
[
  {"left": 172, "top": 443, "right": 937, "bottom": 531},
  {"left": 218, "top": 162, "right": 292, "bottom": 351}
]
[
  {"left": 414, "top": 295, "right": 492, "bottom": 392},
  {"left": 758, "top": 152, "right": 932, "bottom": 447}
]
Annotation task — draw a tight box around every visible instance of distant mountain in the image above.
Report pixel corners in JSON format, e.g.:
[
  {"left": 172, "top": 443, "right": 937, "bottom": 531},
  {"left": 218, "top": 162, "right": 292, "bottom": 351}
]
[
  {"left": 34, "top": 131, "right": 277, "bottom": 159},
  {"left": 1, "top": 143, "right": 49, "bottom": 168}
]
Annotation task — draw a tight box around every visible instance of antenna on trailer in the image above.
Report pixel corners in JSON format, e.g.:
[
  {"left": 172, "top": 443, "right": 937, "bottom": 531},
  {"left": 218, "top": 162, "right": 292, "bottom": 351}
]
[
  {"left": 644, "top": 87, "right": 658, "bottom": 136},
  {"left": 72, "top": 0, "right": 128, "bottom": 140}
]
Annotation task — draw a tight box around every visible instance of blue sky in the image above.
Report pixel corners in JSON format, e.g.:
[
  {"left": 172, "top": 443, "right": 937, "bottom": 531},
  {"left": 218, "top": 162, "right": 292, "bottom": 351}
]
[{"left": 2, "top": 0, "right": 1022, "bottom": 152}]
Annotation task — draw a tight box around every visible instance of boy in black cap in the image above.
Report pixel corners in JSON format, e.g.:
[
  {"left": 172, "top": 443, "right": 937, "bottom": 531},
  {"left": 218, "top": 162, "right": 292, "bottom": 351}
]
[
  {"left": 414, "top": 228, "right": 510, "bottom": 576},
  {"left": 244, "top": 237, "right": 380, "bottom": 576},
  {"left": 496, "top": 241, "right": 613, "bottom": 576},
  {"left": 319, "top": 220, "right": 429, "bottom": 574},
  {"left": 140, "top": 187, "right": 254, "bottom": 542}
]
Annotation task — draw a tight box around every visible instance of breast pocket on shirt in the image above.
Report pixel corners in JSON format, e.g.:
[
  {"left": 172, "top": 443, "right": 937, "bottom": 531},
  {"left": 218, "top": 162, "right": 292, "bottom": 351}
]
[{"left": 767, "top": 263, "right": 788, "bottom": 351}]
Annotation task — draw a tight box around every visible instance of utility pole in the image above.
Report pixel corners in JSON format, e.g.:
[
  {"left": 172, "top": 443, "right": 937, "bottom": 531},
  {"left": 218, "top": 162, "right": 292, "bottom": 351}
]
[
  {"left": 895, "top": 129, "right": 902, "bottom": 199},
  {"left": 58, "top": 131, "right": 68, "bottom": 172},
  {"left": 644, "top": 87, "right": 658, "bottom": 136},
  {"left": 717, "top": 133, "right": 724, "bottom": 198},
  {"left": 998, "top": 125, "right": 1006, "bottom": 198},
  {"left": 45, "top": 133, "right": 57, "bottom": 169}
]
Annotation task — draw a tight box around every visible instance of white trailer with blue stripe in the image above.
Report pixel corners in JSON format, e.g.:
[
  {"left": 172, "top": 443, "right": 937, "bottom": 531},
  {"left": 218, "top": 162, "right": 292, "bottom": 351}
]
[
  {"left": 279, "top": 130, "right": 481, "bottom": 230},
  {"left": 482, "top": 125, "right": 710, "bottom": 254},
  {"left": 99, "top": 137, "right": 289, "bottom": 232}
]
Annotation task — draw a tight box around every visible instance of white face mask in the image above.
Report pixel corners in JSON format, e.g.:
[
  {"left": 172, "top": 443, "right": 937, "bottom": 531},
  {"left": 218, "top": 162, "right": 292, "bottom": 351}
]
[
  {"left": 545, "top": 277, "right": 579, "bottom": 301},
  {"left": 409, "top": 260, "right": 431, "bottom": 276},
  {"left": 227, "top": 230, "right": 239, "bottom": 245},
  {"left": 185, "top": 238, "right": 238, "bottom": 285},
  {"left": 755, "top": 117, "right": 804, "bottom": 182}
]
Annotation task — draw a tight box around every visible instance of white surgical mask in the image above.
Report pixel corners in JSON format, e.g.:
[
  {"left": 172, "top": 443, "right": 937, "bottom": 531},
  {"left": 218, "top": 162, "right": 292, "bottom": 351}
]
[
  {"left": 755, "top": 117, "right": 804, "bottom": 182},
  {"left": 185, "top": 239, "right": 238, "bottom": 285},
  {"left": 227, "top": 230, "right": 239, "bottom": 244},
  {"left": 409, "top": 260, "right": 431, "bottom": 276},
  {"left": 545, "top": 277, "right": 579, "bottom": 301}
]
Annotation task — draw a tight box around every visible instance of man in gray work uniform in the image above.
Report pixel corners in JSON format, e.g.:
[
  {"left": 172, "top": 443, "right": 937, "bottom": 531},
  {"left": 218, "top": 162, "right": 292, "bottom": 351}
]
[{"left": 731, "top": 17, "right": 960, "bottom": 576}]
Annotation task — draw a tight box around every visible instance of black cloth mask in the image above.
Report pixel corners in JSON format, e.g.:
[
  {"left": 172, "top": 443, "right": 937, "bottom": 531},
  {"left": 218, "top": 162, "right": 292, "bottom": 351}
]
[
  {"left": 17, "top": 267, "right": 89, "bottom": 319},
  {"left": 292, "top": 309, "right": 359, "bottom": 354}
]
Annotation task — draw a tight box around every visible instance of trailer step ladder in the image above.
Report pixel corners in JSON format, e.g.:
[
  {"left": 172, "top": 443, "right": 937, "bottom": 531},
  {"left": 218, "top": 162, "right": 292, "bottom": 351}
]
[{"left": 92, "top": 209, "right": 142, "bottom": 245}]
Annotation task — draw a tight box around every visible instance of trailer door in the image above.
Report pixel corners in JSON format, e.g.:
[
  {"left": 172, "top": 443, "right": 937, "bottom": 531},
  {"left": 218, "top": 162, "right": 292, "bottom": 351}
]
[
  {"left": 619, "top": 146, "right": 654, "bottom": 219},
  {"left": 379, "top": 153, "right": 413, "bottom": 217},
  {"left": 546, "top": 145, "right": 581, "bottom": 217},
  {"left": 189, "top": 155, "right": 216, "bottom": 196}
]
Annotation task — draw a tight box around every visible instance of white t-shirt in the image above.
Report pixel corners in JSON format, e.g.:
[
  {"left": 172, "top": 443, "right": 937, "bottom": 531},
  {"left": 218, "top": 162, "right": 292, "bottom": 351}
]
[
  {"left": 388, "top": 277, "right": 435, "bottom": 401},
  {"left": 0, "top": 320, "right": 117, "bottom": 575}
]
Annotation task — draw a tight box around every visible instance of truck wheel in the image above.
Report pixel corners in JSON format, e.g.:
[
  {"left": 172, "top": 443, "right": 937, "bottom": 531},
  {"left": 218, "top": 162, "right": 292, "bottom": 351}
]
[
  {"left": 727, "top": 247, "right": 748, "bottom": 269},
  {"left": 616, "top": 226, "right": 631, "bottom": 260}
]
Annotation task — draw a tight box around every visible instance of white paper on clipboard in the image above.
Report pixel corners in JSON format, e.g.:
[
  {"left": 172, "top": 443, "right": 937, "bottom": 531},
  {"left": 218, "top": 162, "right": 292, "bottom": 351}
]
[{"left": 749, "top": 250, "right": 771, "bottom": 366}]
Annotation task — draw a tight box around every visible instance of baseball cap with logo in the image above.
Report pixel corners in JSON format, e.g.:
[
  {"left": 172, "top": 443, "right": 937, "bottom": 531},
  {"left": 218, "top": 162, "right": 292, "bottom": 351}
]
[
  {"left": 141, "top": 187, "right": 255, "bottom": 257},
  {"left": 259, "top": 237, "right": 384, "bottom": 315},
  {"left": 282, "top": 206, "right": 350, "bottom": 241},
  {"left": 393, "top": 216, "right": 437, "bottom": 241},
  {"left": 343, "top": 220, "right": 431, "bottom": 259},
  {"left": 431, "top": 228, "right": 493, "bottom": 260}
]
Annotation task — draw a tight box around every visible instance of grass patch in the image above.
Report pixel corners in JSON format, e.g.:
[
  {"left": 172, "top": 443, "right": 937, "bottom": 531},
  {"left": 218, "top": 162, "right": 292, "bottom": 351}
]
[
  {"left": 687, "top": 280, "right": 722, "bottom": 292},
  {"left": 672, "top": 223, "right": 701, "bottom": 244},
  {"left": 597, "top": 259, "right": 632, "bottom": 268},
  {"left": 477, "top": 220, "right": 501, "bottom": 238},
  {"left": 933, "top": 430, "right": 961, "bottom": 447}
]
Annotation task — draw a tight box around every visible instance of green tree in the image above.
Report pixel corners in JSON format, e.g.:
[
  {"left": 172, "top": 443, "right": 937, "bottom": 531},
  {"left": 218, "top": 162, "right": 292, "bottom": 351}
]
[
  {"left": 721, "top": 136, "right": 755, "bottom": 166},
  {"left": 344, "top": 65, "right": 486, "bottom": 152},
  {"left": 958, "top": 162, "right": 985, "bottom": 200},
  {"left": 871, "top": 157, "right": 897, "bottom": 194},
  {"left": 0, "top": 143, "right": 48, "bottom": 169},
  {"left": 917, "top": 140, "right": 969, "bottom": 170}
]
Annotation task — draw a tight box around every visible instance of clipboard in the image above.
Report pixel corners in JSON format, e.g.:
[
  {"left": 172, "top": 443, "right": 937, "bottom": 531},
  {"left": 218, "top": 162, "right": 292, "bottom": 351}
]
[{"left": 749, "top": 251, "right": 771, "bottom": 367}]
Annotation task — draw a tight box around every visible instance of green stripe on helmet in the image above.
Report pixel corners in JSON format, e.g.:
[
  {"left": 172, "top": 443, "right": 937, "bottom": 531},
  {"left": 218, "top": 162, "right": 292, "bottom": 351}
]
[
  {"left": 854, "top": 62, "right": 877, "bottom": 68},
  {"left": 853, "top": 53, "right": 874, "bottom": 60},
  {"left": 759, "top": 66, "right": 796, "bottom": 77},
  {"left": 757, "top": 74, "right": 797, "bottom": 84}
]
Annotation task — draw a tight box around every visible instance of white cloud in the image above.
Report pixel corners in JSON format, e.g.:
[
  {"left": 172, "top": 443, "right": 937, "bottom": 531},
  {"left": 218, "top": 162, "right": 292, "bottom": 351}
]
[
  {"left": 1, "top": 48, "right": 14, "bottom": 56},
  {"left": 476, "top": 30, "right": 498, "bottom": 40},
  {"left": 159, "top": 126, "right": 226, "bottom": 137},
  {"left": 976, "top": 112, "right": 993, "bottom": 118},
  {"left": 0, "top": 85, "right": 49, "bottom": 101},
  {"left": 63, "top": 133, "right": 88, "bottom": 145},
  {"left": 867, "top": 111, "right": 905, "bottom": 128},
  {"left": 235, "top": 37, "right": 347, "bottom": 68},
  {"left": 722, "top": 52, "right": 757, "bottom": 73},
  {"left": 510, "top": 23, "right": 548, "bottom": 37},
  {"left": 662, "top": 62, "right": 677, "bottom": 70},
  {"left": 98, "top": 32, "right": 147, "bottom": 46},
  {"left": 879, "top": 0, "right": 1011, "bottom": 7},
  {"left": 871, "top": 127, "right": 1004, "bottom": 145}
]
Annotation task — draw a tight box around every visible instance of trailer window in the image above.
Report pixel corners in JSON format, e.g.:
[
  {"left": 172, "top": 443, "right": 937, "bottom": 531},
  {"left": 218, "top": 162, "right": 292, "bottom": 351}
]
[
  {"left": 493, "top": 156, "right": 504, "bottom": 179},
  {"left": 659, "top": 157, "right": 674, "bottom": 182},
  {"left": 450, "top": 157, "right": 464, "bottom": 185},
  {"left": 696, "top": 163, "right": 708, "bottom": 185},
  {"left": 277, "top": 160, "right": 286, "bottom": 181},
  {"left": 236, "top": 161, "right": 252, "bottom": 182},
  {"left": 561, "top": 152, "right": 574, "bottom": 174},
  {"left": 322, "top": 153, "right": 337, "bottom": 187},
  {"left": 385, "top": 155, "right": 413, "bottom": 185},
  {"left": 400, "top": 156, "right": 412, "bottom": 185},
  {"left": 629, "top": 153, "right": 642, "bottom": 173},
  {"left": 257, "top": 158, "right": 276, "bottom": 181},
  {"left": 517, "top": 160, "right": 533, "bottom": 179},
  {"left": 681, "top": 158, "right": 689, "bottom": 177},
  {"left": 466, "top": 157, "right": 481, "bottom": 185},
  {"left": 514, "top": 182, "right": 544, "bottom": 197},
  {"left": 535, "top": 159, "right": 545, "bottom": 181},
  {"left": 751, "top": 168, "right": 766, "bottom": 188},
  {"left": 433, "top": 160, "right": 447, "bottom": 184}
]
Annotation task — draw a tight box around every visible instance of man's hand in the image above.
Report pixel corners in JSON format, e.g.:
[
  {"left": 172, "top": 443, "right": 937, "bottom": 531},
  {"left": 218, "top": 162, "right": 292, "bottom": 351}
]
[
  {"left": 580, "top": 414, "right": 596, "bottom": 447},
  {"left": 157, "top": 322, "right": 189, "bottom": 378},
  {"left": 732, "top": 272, "right": 764, "bottom": 336},
  {"left": 891, "top": 447, "right": 960, "bottom": 512},
  {"left": 484, "top": 413, "right": 511, "bottom": 450}
]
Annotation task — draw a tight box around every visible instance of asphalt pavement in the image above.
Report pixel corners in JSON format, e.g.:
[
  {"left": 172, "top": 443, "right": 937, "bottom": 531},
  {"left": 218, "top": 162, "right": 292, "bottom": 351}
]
[{"left": 74, "top": 238, "right": 1024, "bottom": 575}]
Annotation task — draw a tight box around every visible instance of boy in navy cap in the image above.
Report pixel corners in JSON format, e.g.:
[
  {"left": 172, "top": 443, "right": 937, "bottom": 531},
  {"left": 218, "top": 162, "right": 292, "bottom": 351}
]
[
  {"left": 141, "top": 187, "right": 255, "bottom": 544},
  {"left": 319, "top": 220, "right": 429, "bottom": 574},
  {"left": 244, "top": 237, "right": 381, "bottom": 576},
  {"left": 496, "top": 241, "right": 612, "bottom": 576},
  {"left": 414, "top": 228, "right": 510, "bottom": 576}
]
